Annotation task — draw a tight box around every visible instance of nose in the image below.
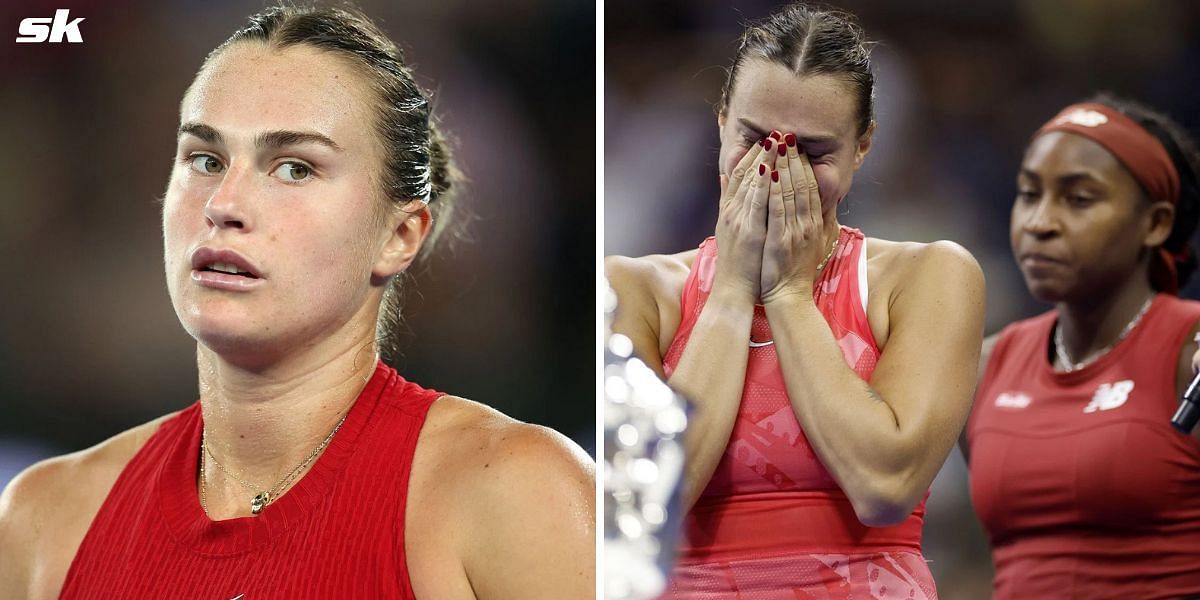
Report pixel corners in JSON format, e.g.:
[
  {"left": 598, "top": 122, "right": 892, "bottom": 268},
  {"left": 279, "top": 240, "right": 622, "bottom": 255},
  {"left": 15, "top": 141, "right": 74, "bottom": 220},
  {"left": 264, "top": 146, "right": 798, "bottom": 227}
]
[
  {"left": 203, "top": 165, "right": 253, "bottom": 231},
  {"left": 1018, "top": 195, "right": 1060, "bottom": 239}
]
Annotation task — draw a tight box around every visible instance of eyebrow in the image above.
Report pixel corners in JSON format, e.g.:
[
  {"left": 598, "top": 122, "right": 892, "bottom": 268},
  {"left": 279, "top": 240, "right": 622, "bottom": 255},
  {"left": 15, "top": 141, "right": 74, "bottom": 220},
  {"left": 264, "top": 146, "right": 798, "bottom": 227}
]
[
  {"left": 178, "top": 122, "right": 344, "bottom": 152},
  {"left": 737, "top": 118, "right": 839, "bottom": 146},
  {"left": 1018, "top": 168, "right": 1103, "bottom": 186}
]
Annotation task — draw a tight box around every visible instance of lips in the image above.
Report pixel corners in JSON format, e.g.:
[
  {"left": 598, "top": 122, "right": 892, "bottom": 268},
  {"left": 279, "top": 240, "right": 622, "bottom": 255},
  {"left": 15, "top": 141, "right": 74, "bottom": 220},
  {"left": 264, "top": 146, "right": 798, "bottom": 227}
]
[
  {"left": 1017, "top": 251, "right": 1068, "bottom": 279},
  {"left": 1019, "top": 252, "right": 1064, "bottom": 266},
  {"left": 190, "top": 247, "right": 262, "bottom": 279},
  {"left": 188, "top": 247, "right": 265, "bottom": 291}
]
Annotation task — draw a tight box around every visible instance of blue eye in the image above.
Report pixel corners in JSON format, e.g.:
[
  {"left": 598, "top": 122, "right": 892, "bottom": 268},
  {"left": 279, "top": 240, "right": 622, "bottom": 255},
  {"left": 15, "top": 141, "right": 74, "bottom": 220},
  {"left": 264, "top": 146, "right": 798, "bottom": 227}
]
[
  {"left": 188, "top": 154, "right": 224, "bottom": 174},
  {"left": 272, "top": 161, "right": 312, "bottom": 182}
]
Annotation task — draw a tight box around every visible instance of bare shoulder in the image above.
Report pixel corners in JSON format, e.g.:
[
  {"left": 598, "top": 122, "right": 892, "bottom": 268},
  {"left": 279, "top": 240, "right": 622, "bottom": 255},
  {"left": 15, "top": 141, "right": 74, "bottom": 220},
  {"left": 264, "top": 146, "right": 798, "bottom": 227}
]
[
  {"left": 863, "top": 238, "right": 984, "bottom": 345},
  {"left": 0, "top": 410, "right": 178, "bottom": 527},
  {"left": 414, "top": 395, "right": 593, "bottom": 494},
  {"left": 0, "top": 411, "right": 179, "bottom": 599},
  {"left": 604, "top": 250, "right": 695, "bottom": 308},
  {"left": 605, "top": 250, "right": 697, "bottom": 371},
  {"left": 408, "top": 396, "right": 594, "bottom": 598},
  {"left": 866, "top": 237, "right": 984, "bottom": 287}
]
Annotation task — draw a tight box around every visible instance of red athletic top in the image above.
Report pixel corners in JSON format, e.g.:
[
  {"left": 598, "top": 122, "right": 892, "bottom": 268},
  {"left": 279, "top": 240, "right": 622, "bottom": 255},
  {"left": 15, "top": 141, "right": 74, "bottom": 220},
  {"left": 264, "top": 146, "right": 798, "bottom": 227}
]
[
  {"left": 59, "top": 361, "right": 443, "bottom": 599},
  {"left": 660, "top": 227, "right": 937, "bottom": 599},
  {"left": 968, "top": 294, "right": 1200, "bottom": 599}
]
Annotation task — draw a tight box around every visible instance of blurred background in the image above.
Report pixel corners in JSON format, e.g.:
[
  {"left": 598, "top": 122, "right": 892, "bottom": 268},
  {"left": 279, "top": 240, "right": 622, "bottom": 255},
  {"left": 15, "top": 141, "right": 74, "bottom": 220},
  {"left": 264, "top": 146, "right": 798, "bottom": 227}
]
[
  {"left": 606, "top": 0, "right": 1200, "bottom": 597},
  {"left": 0, "top": 0, "right": 594, "bottom": 489}
]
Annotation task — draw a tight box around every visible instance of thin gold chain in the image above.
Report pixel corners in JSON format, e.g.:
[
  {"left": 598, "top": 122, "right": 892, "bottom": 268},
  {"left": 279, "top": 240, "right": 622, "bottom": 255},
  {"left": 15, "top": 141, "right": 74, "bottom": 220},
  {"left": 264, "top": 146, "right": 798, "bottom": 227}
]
[
  {"left": 202, "top": 435, "right": 262, "bottom": 493},
  {"left": 1054, "top": 297, "right": 1152, "bottom": 373},
  {"left": 199, "top": 408, "right": 350, "bottom": 516},
  {"left": 815, "top": 234, "right": 839, "bottom": 275}
]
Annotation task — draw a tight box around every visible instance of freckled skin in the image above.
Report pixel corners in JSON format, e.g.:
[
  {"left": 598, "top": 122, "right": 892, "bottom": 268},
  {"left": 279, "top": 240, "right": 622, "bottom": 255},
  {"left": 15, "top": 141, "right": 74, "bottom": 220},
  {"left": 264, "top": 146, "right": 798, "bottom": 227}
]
[{"left": 163, "top": 43, "right": 396, "bottom": 366}]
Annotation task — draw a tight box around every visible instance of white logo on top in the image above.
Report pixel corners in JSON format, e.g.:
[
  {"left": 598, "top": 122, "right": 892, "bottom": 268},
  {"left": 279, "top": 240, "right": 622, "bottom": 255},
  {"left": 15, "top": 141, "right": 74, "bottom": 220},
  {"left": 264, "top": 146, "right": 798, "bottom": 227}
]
[
  {"left": 1053, "top": 108, "right": 1108, "bottom": 128},
  {"left": 994, "top": 392, "right": 1032, "bottom": 409},
  {"left": 1083, "top": 380, "right": 1134, "bottom": 413},
  {"left": 15, "top": 9, "right": 85, "bottom": 43}
]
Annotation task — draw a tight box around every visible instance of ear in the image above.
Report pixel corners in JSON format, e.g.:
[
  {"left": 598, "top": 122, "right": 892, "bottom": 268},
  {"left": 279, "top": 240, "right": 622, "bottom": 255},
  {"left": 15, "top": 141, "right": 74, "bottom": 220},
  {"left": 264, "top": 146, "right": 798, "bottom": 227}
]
[
  {"left": 1144, "top": 200, "right": 1175, "bottom": 248},
  {"left": 372, "top": 202, "right": 433, "bottom": 279},
  {"left": 853, "top": 120, "right": 876, "bottom": 170}
]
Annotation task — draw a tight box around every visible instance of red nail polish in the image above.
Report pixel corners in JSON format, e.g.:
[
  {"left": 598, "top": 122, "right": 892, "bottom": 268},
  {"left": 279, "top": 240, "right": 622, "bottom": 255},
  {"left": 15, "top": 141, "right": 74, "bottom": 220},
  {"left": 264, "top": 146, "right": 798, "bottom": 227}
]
[
  {"left": 784, "top": 133, "right": 796, "bottom": 147},
  {"left": 771, "top": 170, "right": 779, "bottom": 182},
  {"left": 758, "top": 139, "right": 765, "bottom": 148},
  {"left": 778, "top": 144, "right": 786, "bottom": 157},
  {"left": 758, "top": 163, "right": 766, "bottom": 176},
  {"left": 764, "top": 138, "right": 773, "bottom": 151}
]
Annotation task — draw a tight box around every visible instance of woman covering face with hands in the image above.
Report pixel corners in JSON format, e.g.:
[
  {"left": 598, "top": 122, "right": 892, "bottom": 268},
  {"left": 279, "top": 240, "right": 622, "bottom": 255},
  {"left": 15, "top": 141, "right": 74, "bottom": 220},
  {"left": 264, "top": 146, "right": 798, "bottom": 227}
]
[
  {"left": 607, "top": 3, "right": 984, "bottom": 598},
  {"left": 719, "top": 131, "right": 842, "bottom": 307}
]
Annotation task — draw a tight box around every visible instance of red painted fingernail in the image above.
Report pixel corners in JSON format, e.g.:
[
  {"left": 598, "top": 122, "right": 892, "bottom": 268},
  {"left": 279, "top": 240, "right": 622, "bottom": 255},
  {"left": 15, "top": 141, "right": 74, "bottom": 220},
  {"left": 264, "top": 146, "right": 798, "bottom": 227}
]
[
  {"left": 771, "top": 170, "right": 779, "bottom": 182},
  {"left": 778, "top": 144, "right": 786, "bottom": 157},
  {"left": 770, "top": 131, "right": 782, "bottom": 141},
  {"left": 764, "top": 138, "right": 773, "bottom": 151},
  {"left": 758, "top": 139, "right": 765, "bottom": 148},
  {"left": 784, "top": 133, "right": 796, "bottom": 147},
  {"left": 758, "top": 163, "right": 766, "bottom": 176}
]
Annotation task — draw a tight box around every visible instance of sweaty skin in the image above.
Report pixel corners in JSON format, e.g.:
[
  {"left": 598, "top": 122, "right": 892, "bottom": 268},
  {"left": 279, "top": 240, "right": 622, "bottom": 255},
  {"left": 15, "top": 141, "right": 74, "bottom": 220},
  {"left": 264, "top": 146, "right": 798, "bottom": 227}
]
[{"left": 0, "top": 43, "right": 594, "bottom": 600}]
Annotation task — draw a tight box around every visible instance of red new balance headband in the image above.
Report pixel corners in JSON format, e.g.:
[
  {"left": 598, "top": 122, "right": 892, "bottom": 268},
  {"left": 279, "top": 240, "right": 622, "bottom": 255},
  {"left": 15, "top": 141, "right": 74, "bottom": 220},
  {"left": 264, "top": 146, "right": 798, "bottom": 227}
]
[
  {"left": 1035, "top": 102, "right": 1185, "bottom": 293},
  {"left": 1035, "top": 102, "right": 1180, "bottom": 206}
]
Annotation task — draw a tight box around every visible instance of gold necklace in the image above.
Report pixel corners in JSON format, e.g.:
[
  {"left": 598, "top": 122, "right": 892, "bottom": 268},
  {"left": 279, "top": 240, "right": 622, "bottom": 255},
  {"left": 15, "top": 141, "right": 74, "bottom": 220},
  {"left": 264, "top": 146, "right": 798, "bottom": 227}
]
[
  {"left": 1053, "top": 297, "right": 1153, "bottom": 373},
  {"left": 816, "top": 235, "right": 840, "bottom": 275},
  {"left": 200, "top": 409, "right": 350, "bottom": 516}
]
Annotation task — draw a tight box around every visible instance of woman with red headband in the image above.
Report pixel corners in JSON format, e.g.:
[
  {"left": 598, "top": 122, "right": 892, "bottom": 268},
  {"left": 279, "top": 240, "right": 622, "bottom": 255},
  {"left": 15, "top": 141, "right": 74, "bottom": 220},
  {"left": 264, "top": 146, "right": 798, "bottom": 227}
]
[{"left": 965, "top": 93, "right": 1200, "bottom": 598}]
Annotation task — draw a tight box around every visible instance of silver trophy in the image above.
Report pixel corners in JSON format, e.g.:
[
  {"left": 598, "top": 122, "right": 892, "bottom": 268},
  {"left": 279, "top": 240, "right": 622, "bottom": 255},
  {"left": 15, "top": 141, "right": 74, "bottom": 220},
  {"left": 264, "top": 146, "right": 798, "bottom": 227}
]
[{"left": 603, "top": 281, "right": 689, "bottom": 599}]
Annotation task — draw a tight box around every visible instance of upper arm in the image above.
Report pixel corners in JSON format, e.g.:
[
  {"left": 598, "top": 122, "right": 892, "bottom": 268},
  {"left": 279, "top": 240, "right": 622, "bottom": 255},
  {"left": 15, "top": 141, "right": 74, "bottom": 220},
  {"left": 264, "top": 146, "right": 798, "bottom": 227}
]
[
  {"left": 605, "top": 255, "right": 668, "bottom": 375},
  {"left": 462, "top": 424, "right": 595, "bottom": 599},
  {"left": 869, "top": 241, "right": 986, "bottom": 470}
]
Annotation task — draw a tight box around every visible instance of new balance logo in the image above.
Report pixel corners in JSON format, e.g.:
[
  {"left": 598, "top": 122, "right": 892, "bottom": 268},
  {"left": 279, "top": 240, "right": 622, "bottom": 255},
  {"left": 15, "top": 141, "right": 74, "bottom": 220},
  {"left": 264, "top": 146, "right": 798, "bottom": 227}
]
[
  {"left": 16, "top": 9, "right": 85, "bottom": 43},
  {"left": 1083, "top": 380, "right": 1134, "bottom": 413},
  {"left": 994, "top": 392, "right": 1031, "bottom": 409}
]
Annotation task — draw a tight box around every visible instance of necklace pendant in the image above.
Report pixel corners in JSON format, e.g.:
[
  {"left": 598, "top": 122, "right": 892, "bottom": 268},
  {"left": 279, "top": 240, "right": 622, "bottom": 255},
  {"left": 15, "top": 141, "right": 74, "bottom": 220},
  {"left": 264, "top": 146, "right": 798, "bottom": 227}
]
[{"left": 250, "top": 492, "right": 269, "bottom": 515}]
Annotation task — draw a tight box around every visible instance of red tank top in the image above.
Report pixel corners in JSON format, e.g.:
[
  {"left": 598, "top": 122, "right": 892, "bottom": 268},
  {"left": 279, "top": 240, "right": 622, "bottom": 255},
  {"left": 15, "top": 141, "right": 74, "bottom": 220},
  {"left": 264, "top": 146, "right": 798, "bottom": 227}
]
[
  {"left": 968, "top": 294, "right": 1200, "bottom": 599},
  {"left": 59, "top": 361, "right": 443, "bottom": 599},
  {"left": 660, "top": 227, "right": 936, "bottom": 599}
]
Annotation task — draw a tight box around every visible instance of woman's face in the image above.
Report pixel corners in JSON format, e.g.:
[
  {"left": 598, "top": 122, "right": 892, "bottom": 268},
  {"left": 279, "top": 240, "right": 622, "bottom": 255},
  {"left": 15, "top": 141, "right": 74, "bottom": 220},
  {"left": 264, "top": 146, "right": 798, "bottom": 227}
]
[
  {"left": 163, "top": 43, "right": 403, "bottom": 362},
  {"left": 1011, "top": 131, "right": 1160, "bottom": 303},
  {"left": 718, "top": 60, "right": 872, "bottom": 214}
]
